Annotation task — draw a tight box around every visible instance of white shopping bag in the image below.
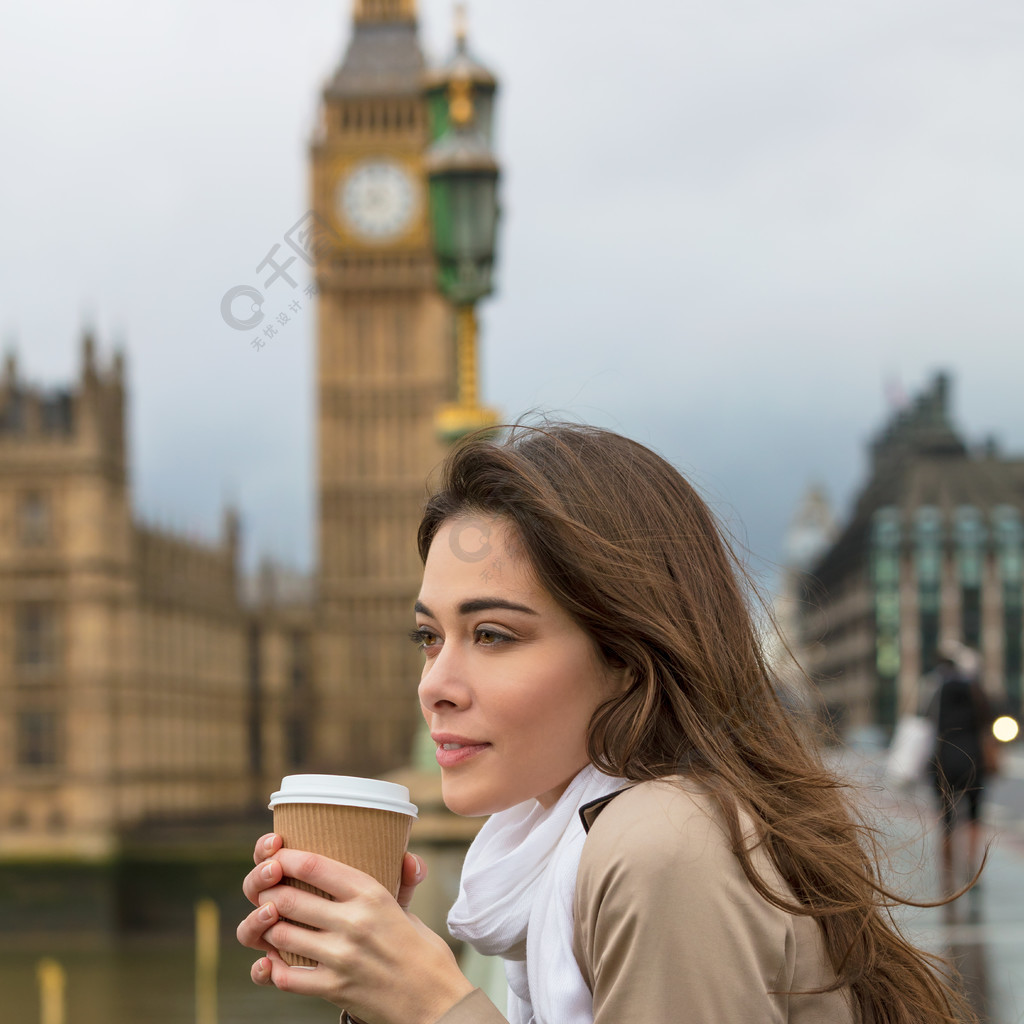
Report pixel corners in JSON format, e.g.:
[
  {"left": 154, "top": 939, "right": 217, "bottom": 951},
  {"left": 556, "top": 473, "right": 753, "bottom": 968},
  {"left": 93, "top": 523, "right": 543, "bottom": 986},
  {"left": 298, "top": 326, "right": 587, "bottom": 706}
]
[{"left": 885, "top": 715, "right": 935, "bottom": 787}]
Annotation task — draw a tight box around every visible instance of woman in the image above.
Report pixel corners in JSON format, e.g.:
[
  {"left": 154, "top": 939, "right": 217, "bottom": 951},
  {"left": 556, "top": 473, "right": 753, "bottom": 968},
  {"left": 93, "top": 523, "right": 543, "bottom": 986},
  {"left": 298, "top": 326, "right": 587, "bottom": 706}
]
[{"left": 238, "top": 423, "right": 973, "bottom": 1024}]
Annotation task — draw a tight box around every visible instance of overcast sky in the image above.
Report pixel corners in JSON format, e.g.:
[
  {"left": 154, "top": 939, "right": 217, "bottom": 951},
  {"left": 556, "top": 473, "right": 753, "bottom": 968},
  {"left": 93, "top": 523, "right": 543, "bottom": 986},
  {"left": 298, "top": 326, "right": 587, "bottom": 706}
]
[{"left": 2, "top": 0, "right": 1022, "bottom": 589}]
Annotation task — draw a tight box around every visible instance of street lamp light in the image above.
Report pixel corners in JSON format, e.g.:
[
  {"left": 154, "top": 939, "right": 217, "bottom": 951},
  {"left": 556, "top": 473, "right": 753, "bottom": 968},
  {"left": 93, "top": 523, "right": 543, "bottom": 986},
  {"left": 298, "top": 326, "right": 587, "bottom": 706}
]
[{"left": 424, "top": 9, "right": 501, "bottom": 444}]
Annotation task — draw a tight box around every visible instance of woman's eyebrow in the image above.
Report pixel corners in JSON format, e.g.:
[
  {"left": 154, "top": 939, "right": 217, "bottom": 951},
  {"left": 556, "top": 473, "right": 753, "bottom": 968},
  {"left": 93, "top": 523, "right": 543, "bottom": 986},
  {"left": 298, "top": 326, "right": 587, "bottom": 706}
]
[
  {"left": 413, "top": 598, "right": 538, "bottom": 617},
  {"left": 459, "top": 598, "right": 538, "bottom": 616}
]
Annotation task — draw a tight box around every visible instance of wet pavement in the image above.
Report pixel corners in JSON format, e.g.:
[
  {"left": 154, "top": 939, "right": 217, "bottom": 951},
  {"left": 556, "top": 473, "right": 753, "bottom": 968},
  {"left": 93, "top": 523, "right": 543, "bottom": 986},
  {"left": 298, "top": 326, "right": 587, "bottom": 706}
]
[{"left": 831, "top": 744, "right": 1024, "bottom": 1024}]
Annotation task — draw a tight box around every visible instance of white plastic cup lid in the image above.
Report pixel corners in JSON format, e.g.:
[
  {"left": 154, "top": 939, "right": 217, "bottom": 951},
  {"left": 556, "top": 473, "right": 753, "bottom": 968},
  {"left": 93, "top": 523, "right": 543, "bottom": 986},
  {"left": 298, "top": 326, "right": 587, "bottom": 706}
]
[{"left": 269, "top": 774, "right": 418, "bottom": 818}]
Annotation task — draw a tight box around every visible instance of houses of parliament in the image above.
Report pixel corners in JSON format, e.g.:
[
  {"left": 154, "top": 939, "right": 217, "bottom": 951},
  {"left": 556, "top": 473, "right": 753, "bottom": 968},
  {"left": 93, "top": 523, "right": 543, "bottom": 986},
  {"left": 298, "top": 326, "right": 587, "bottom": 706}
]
[{"left": 0, "top": 0, "right": 470, "bottom": 867}]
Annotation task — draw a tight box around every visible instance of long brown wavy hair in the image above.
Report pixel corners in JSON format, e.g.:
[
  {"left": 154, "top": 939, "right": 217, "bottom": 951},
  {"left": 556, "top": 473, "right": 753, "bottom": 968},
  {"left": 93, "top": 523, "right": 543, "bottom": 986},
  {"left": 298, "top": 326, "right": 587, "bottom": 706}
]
[{"left": 418, "top": 421, "right": 974, "bottom": 1024}]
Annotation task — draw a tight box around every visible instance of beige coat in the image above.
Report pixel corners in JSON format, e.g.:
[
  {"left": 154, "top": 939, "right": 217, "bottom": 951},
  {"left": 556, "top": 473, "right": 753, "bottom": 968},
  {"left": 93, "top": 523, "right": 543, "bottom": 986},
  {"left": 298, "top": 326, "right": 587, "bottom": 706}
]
[{"left": 436, "top": 779, "right": 856, "bottom": 1023}]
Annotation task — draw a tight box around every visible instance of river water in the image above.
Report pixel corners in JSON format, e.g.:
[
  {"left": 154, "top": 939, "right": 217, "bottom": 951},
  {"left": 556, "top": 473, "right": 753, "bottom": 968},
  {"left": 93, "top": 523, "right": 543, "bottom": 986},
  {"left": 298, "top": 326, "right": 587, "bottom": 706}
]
[
  {"left": 4, "top": 935, "right": 337, "bottom": 1024},
  {"left": 3, "top": 830, "right": 476, "bottom": 1023}
]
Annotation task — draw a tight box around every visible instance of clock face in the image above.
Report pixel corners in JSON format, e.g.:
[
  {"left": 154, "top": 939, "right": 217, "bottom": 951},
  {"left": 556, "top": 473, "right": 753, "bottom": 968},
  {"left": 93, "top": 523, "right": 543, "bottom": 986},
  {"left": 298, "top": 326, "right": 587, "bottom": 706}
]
[{"left": 336, "top": 160, "right": 417, "bottom": 242}]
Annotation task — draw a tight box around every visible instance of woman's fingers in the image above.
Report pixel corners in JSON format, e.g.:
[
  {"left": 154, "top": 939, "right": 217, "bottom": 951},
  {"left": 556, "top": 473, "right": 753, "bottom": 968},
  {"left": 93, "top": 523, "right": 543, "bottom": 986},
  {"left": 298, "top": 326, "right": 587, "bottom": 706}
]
[
  {"left": 251, "top": 949, "right": 326, "bottom": 998},
  {"left": 238, "top": 847, "right": 474, "bottom": 1019},
  {"left": 246, "top": 845, "right": 423, "bottom": 911},
  {"left": 254, "top": 832, "right": 282, "bottom": 865},
  {"left": 251, "top": 956, "right": 273, "bottom": 985},
  {"left": 238, "top": 880, "right": 348, "bottom": 956},
  {"left": 236, "top": 894, "right": 283, "bottom": 952},
  {"left": 271, "top": 849, "right": 386, "bottom": 903},
  {"left": 242, "top": 853, "right": 285, "bottom": 907},
  {"left": 242, "top": 848, "right": 390, "bottom": 940},
  {"left": 397, "top": 852, "right": 426, "bottom": 911},
  {"left": 259, "top": 916, "right": 332, "bottom": 966},
  {"left": 239, "top": 845, "right": 435, "bottom": 1001}
]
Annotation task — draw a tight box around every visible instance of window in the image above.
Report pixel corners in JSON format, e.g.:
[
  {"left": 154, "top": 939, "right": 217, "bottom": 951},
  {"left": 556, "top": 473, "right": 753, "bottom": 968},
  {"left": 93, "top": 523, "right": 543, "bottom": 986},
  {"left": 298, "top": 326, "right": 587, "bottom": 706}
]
[
  {"left": 15, "top": 602, "right": 58, "bottom": 669},
  {"left": 18, "top": 492, "right": 51, "bottom": 547},
  {"left": 40, "top": 392, "right": 73, "bottom": 435},
  {"left": 290, "top": 631, "right": 309, "bottom": 692},
  {"left": 247, "top": 623, "right": 263, "bottom": 775},
  {"left": 286, "top": 631, "right": 310, "bottom": 769},
  {"left": 17, "top": 710, "right": 60, "bottom": 767},
  {"left": 915, "top": 507, "right": 943, "bottom": 674},
  {"left": 2, "top": 390, "right": 25, "bottom": 433},
  {"left": 955, "top": 506, "right": 985, "bottom": 649},
  {"left": 994, "top": 505, "right": 1024, "bottom": 713},
  {"left": 871, "top": 507, "right": 901, "bottom": 730}
]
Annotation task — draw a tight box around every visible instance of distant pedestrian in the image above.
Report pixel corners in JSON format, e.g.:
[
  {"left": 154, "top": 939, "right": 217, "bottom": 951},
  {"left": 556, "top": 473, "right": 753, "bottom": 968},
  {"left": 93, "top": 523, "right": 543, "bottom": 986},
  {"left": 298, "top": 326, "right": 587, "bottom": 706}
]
[{"left": 927, "top": 642, "right": 997, "bottom": 894}]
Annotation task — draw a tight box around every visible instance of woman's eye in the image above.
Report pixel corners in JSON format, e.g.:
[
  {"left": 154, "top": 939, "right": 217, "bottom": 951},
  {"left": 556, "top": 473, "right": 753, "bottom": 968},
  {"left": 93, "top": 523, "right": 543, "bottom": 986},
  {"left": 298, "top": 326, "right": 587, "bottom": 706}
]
[
  {"left": 408, "top": 627, "right": 440, "bottom": 651},
  {"left": 476, "top": 628, "right": 510, "bottom": 646}
]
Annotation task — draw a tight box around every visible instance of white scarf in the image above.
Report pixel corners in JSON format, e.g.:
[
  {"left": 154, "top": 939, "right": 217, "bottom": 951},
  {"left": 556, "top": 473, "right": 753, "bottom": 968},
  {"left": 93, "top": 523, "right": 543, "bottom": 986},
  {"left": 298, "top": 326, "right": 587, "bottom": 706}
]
[{"left": 447, "top": 766, "right": 627, "bottom": 1024}]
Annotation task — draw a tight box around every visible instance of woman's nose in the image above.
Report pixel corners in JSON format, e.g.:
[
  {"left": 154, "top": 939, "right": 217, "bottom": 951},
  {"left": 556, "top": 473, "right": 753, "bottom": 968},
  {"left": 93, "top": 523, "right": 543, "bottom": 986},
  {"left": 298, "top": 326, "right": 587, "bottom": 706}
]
[{"left": 417, "top": 642, "right": 469, "bottom": 711}]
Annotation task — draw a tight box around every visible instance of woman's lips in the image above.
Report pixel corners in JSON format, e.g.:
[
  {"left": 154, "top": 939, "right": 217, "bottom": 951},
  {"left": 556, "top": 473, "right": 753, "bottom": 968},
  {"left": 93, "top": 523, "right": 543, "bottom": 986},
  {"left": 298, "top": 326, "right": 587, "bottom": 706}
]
[{"left": 434, "top": 741, "right": 490, "bottom": 768}]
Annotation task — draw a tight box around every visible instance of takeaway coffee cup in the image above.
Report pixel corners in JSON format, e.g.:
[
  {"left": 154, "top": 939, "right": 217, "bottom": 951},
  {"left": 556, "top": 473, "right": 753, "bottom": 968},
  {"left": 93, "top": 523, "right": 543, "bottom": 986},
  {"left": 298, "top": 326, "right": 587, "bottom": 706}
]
[{"left": 268, "top": 774, "right": 419, "bottom": 967}]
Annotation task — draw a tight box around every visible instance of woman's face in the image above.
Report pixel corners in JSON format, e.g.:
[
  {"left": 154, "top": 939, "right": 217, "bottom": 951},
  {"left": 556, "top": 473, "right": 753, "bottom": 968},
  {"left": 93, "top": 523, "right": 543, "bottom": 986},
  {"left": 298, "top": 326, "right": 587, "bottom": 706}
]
[{"left": 414, "top": 516, "right": 623, "bottom": 816}]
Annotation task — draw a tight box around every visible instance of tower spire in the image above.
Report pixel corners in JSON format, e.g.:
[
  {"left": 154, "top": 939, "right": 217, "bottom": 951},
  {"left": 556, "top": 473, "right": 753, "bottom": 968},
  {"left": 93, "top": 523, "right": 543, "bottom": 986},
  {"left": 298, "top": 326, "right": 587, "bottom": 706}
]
[
  {"left": 353, "top": 0, "right": 416, "bottom": 23},
  {"left": 454, "top": 3, "right": 467, "bottom": 48},
  {"left": 81, "top": 326, "right": 97, "bottom": 380}
]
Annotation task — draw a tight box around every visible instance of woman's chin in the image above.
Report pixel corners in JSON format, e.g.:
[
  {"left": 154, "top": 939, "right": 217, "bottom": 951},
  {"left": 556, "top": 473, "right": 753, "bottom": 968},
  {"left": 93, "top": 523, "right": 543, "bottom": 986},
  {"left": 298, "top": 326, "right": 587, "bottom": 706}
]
[
  {"left": 441, "top": 794, "right": 490, "bottom": 818},
  {"left": 441, "top": 780, "right": 505, "bottom": 818}
]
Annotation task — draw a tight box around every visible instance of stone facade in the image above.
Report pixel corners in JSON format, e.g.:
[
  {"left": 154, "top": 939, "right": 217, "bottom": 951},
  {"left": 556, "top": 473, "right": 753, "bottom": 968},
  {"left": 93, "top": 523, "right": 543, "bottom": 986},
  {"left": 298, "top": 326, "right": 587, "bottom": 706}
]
[
  {"left": 1, "top": 1, "right": 464, "bottom": 863},
  {"left": 0, "top": 339, "right": 256, "bottom": 858},
  {"left": 797, "top": 373, "right": 1024, "bottom": 736}
]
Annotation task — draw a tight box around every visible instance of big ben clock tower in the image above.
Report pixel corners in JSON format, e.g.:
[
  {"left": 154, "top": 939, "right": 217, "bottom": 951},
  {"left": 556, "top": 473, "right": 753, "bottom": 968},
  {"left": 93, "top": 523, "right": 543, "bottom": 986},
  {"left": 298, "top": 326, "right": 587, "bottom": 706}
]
[{"left": 310, "top": 0, "right": 455, "bottom": 774}]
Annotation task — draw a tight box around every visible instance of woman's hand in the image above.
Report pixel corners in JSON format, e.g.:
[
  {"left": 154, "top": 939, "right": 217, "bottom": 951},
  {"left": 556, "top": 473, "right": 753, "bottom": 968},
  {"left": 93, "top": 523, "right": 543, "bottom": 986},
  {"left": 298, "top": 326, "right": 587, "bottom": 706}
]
[{"left": 236, "top": 834, "right": 474, "bottom": 1024}]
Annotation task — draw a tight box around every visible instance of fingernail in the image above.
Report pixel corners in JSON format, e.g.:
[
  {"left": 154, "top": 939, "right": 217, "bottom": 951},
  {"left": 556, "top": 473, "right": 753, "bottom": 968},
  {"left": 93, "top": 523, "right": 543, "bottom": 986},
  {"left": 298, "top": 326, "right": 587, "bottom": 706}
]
[
  {"left": 263, "top": 834, "right": 277, "bottom": 852},
  {"left": 258, "top": 902, "right": 275, "bottom": 921},
  {"left": 414, "top": 855, "right": 424, "bottom": 881},
  {"left": 261, "top": 862, "right": 275, "bottom": 880}
]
